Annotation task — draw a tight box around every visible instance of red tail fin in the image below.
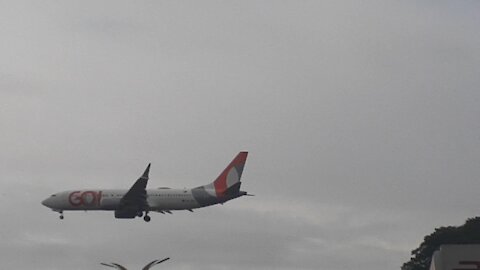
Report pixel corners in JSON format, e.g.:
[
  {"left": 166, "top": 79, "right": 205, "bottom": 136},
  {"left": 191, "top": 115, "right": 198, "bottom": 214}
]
[{"left": 213, "top": 152, "right": 248, "bottom": 196}]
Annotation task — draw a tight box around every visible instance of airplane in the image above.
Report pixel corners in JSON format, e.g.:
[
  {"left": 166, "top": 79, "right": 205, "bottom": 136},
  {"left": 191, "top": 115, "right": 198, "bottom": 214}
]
[
  {"left": 101, "top": 257, "right": 170, "bottom": 270},
  {"left": 41, "top": 152, "right": 251, "bottom": 222}
]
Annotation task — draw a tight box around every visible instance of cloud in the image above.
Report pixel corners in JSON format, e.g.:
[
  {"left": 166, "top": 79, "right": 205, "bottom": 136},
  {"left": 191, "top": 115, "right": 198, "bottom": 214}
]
[{"left": 1, "top": 1, "right": 480, "bottom": 270}]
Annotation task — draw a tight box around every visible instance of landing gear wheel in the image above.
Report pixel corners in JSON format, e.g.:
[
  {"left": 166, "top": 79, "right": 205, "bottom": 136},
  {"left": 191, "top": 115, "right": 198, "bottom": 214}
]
[
  {"left": 137, "top": 212, "right": 143, "bottom": 217},
  {"left": 59, "top": 214, "right": 64, "bottom": 220},
  {"left": 143, "top": 215, "right": 151, "bottom": 222}
]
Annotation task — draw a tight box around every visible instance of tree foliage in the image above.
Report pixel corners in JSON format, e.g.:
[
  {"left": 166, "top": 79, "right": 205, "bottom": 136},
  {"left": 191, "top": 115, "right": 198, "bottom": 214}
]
[{"left": 402, "top": 217, "right": 480, "bottom": 270}]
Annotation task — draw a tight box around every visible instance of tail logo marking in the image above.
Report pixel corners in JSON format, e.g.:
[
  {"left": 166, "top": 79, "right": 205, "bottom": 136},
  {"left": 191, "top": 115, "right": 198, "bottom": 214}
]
[{"left": 226, "top": 167, "right": 240, "bottom": 188}]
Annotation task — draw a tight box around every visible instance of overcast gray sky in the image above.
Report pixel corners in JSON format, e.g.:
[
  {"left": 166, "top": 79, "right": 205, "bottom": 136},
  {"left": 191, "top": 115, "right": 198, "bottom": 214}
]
[{"left": 1, "top": 1, "right": 480, "bottom": 269}]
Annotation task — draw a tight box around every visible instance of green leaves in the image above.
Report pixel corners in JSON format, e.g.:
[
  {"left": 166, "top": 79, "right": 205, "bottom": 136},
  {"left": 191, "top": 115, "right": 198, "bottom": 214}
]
[{"left": 402, "top": 217, "right": 480, "bottom": 270}]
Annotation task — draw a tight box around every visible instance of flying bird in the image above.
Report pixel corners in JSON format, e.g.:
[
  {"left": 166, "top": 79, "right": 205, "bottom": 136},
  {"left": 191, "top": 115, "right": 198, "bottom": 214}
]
[{"left": 100, "top": 258, "right": 170, "bottom": 269}]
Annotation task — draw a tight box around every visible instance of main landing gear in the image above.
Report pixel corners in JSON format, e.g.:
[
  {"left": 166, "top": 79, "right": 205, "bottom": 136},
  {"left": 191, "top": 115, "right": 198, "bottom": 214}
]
[{"left": 143, "top": 212, "right": 151, "bottom": 222}]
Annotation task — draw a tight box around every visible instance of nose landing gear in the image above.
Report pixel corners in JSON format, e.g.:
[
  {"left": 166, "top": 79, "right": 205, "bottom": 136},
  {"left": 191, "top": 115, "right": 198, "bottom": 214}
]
[{"left": 59, "top": 211, "right": 64, "bottom": 220}]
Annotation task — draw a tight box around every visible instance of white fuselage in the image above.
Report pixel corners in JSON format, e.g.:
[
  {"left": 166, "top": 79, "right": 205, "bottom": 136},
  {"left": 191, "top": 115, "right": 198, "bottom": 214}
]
[
  {"left": 43, "top": 188, "right": 203, "bottom": 212},
  {"left": 42, "top": 152, "right": 249, "bottom": 221}
]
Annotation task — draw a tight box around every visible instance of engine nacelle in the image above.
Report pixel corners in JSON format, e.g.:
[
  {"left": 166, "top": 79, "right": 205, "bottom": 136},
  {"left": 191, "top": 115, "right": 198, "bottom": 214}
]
[{"left": 114, "top": 209, "right": 136, "bottom": 219}]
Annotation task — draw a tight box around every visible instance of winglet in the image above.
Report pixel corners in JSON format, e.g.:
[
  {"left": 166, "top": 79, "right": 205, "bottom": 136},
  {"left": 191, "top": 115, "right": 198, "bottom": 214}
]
[{"left": 141, "top": 163, "right": 151, "bottom": 179}]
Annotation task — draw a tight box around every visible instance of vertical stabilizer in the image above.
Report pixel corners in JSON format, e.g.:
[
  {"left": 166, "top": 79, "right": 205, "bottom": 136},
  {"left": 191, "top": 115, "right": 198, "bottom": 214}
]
[{"left": 212, "top": 152, "right": 248, "bottom": 196}]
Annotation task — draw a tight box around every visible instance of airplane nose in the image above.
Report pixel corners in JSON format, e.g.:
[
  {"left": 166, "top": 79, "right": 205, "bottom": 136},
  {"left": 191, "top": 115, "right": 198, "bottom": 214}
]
[{"left": 42, "top": 198, "right": 51, "bottom": 208}]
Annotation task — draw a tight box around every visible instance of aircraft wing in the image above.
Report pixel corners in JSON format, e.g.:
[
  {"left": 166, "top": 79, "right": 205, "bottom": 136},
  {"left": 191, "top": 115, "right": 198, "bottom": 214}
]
[
  {"left": 118, "top": 163, "right": 150, "bottom": 214},
  {"left": 110, "top": 263, "right": 128, "bottom": 270},
  {"left": 101, "top": 263, "right": 127, "bottom": 270},
  {"left": 142, "top": 258, "right": 170, "bottom": 270}
]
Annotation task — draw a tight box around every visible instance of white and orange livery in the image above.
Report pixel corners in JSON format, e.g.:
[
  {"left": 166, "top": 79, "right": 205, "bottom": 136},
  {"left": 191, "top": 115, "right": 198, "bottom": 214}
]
[{"left": 42, "top": 152, "right": 250, "bottom": 222}]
